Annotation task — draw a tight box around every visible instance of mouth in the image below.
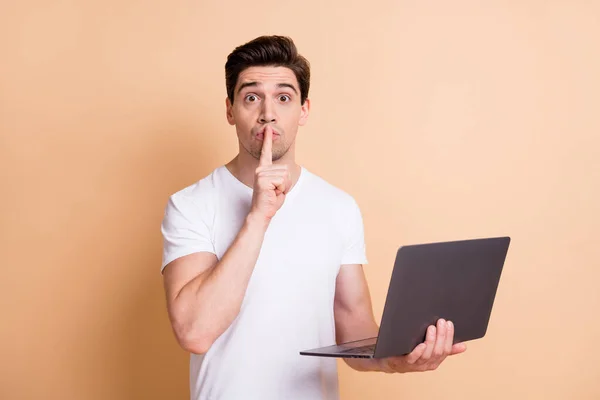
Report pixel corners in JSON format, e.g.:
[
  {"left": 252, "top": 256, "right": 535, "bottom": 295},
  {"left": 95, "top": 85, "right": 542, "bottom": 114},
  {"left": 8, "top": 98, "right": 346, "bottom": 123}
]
[{"left": 255, "top": 127, "right": 280, "bottom": 141}]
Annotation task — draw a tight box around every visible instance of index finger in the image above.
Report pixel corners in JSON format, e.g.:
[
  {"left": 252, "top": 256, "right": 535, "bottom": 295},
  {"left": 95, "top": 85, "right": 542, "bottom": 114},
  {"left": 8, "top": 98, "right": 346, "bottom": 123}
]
[
  {"left": 405, "top": 343, "right": 427, "bottom": 365},
  {"left": 259, "top": 126, "right": 273, "bottom": 166}
]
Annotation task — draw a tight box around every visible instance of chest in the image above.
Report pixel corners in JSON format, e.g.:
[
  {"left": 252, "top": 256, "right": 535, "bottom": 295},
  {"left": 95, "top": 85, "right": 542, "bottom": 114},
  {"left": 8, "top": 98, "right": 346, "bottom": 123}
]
[{"left": 213, "top": 200, "right": 345, "bottom": 303}]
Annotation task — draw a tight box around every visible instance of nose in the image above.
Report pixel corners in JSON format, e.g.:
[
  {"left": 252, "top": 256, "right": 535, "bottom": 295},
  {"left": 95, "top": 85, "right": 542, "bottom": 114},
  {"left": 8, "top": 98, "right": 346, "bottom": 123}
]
[{"left": 258, "top": 99, "right": 277, "bottom": 124}]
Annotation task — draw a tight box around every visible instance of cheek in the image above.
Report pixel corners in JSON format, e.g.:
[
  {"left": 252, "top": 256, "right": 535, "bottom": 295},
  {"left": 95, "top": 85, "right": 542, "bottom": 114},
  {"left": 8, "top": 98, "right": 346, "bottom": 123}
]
[
  {"left": 235, "top": 120, "right": 256, "bottom": 142},
  {"left": 236, "top": 106, "right": 259, "bottom": 123},
  {"left": 232, "top": 107, "right": 250, "bottom": 125},
  {"left": 279, "top": 106, "right": 302, "bottom": 122}
]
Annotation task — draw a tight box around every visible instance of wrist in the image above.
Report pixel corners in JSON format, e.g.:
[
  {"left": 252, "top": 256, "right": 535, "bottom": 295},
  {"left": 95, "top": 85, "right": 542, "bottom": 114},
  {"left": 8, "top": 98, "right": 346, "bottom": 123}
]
[
  {"left": 376, "top": 358, "right": 395, "bottom": 374},
  {"left": 245, "top": 211, "right": 271, "bottom": 231}
]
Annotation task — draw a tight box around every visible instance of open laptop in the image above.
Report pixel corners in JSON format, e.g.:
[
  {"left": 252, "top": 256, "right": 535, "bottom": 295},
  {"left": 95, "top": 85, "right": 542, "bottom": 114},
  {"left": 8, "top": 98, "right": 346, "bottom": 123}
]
[{"left": 300, "top": 236, "right": 511, "bottom": 359}]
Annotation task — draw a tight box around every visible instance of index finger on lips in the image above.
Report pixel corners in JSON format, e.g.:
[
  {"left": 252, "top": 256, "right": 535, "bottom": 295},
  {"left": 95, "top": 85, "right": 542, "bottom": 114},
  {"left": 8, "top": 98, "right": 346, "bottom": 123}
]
[{"left": 259, "top": 126, "right": 273, "bottom": 167}]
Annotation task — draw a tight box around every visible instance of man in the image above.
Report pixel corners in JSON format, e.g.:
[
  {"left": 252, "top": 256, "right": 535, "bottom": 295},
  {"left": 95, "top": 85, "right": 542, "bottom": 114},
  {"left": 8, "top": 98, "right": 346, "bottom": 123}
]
[{"left": 160, "top": 35, "right": 467, "bottom": 400}]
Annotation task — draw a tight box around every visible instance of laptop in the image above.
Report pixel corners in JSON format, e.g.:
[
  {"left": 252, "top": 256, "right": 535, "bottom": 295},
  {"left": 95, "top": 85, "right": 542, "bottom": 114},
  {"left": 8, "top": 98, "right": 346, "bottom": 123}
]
[{"left": 300, "top": 236, "right": 511, "bottom": 359}]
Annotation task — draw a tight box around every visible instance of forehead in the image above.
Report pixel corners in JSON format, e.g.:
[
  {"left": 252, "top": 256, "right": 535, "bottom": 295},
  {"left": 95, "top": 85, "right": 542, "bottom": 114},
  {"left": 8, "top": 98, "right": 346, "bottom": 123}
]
[{"left": 236, "top": 66, "right": 299, "bottom": 90}]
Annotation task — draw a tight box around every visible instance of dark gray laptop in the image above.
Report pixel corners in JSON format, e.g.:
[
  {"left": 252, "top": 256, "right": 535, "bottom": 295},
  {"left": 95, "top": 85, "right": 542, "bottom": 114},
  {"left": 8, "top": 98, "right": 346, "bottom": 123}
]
[{"left": 300, "top": 236, "right": 511, "bottom": 359}]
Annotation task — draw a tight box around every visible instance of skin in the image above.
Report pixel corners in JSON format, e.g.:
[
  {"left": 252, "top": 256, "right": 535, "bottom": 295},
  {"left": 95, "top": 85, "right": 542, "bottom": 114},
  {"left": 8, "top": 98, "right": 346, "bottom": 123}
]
[
  {"left": 162, "top": 65, "right": 467, "bottom": 373},
  {"left": 224, "top": 66, "right": 308, "bottom": 190}
]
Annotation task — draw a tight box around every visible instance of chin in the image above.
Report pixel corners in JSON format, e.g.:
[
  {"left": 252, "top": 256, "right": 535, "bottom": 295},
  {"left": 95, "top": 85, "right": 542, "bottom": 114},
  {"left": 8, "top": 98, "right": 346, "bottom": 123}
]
[{"left": 254, "top": 149, "right": 285, "bottom": 162}]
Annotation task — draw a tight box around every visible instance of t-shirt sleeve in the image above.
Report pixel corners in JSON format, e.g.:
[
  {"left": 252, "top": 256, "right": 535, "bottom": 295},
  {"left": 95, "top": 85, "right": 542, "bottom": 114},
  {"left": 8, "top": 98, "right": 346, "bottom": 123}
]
[
  {"left": 160, "top": 192, "right": 216, "bottom": 273},
  {"left": 341, "top": 199, "right": 369, "bottom": 265}
]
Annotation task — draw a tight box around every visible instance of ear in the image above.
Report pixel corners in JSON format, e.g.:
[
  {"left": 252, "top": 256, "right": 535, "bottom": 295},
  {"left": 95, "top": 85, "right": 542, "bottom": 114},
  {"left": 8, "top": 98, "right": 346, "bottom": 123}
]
[
  {"left": 226, "top": 97, "right": 235, "bottom": 125},
  {"left": 298, "top": 98, "right": 310, "bottom": 126}
]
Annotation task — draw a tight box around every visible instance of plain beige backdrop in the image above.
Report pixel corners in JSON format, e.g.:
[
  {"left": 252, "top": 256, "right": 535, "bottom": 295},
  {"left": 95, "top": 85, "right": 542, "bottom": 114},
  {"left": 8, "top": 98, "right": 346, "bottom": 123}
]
[{"left": 1, "top": 0, "right": 599, "bottom": 399}]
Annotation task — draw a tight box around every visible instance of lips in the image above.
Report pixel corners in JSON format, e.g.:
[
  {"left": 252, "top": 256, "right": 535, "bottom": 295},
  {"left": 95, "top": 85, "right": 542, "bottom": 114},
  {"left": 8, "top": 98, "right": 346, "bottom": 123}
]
[{"left": 256, "top": 127, "right": 280, "bottom": 140}]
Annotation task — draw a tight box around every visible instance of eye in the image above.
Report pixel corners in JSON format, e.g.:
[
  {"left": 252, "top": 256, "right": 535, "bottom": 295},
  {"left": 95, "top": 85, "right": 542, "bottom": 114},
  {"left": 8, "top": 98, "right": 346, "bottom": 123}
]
[
  {"left": 279, "top": 95, "right": 291, "bottom": 102},
  {"left": 245, "top": 94, "right": 259, "bottom": 102}
]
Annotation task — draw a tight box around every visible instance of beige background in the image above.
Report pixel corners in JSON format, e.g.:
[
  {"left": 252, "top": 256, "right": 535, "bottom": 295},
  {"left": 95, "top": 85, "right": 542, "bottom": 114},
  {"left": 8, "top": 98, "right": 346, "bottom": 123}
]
[{"left": 1, "top": 0, "right": 599, "bottom": 399}]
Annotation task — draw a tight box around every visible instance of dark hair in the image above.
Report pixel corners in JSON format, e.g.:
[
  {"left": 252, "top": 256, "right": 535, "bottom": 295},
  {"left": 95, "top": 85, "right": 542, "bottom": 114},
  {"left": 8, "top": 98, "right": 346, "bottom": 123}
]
[{"left": 225, "top": 35, "right": 310, "bottom": 105}]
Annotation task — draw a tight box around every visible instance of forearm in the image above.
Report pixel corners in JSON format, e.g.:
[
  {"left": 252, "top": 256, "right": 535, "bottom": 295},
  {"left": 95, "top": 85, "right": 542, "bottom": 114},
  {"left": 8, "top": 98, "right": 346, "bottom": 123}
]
[
  {"left": 334, "top": 264, "right": 386, "bottom": 372},
  {"left": 175, "top": 212, "right": 270, "bottom": 349},
  {"left": 345, "top": 356, "right": 386, "bottom": 372},
  {"left": 336, "top": 310, "right": 383, "bottom": 372},
  {"left": 340, "top": 321, "right": 385, "bottom": 372}
]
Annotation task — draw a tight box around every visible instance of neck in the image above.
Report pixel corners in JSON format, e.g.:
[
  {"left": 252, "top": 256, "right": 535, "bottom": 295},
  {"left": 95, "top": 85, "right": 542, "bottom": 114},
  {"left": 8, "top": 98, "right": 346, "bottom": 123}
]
[{"left": 225, "top": 143, "right": 302, "bottom": 190}]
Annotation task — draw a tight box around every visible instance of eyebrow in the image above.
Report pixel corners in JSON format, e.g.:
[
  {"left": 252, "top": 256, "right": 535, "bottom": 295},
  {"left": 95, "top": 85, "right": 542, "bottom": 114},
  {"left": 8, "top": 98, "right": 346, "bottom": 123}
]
[{"left": 237, "top": 82, "right": 299, "bottom": 95}]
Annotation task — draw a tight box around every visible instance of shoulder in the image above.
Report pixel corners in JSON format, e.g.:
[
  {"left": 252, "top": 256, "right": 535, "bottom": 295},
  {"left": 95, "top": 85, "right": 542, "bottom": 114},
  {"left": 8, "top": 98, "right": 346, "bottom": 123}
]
[
  {"left": 165, "top": 168, "right": 220, "bottom": 215},
  {"left": 302, "top": 168, "right": 362, "bottom": 212}
]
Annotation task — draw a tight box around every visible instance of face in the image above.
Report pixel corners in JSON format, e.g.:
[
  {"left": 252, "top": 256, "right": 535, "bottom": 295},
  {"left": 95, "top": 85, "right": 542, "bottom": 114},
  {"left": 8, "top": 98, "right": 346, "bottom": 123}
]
[{"left": 226, "top": 66, "right": 310, "bottom": 162}]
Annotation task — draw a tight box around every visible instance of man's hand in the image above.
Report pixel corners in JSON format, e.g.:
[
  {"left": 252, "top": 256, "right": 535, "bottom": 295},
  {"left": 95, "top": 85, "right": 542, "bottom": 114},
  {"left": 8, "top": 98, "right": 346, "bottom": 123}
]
[
  {"left": 250, "top": 126, "right": 291, "bottom": 221},
  {"left": 378, "top": 318, "right": 467, "bottom": 373}
]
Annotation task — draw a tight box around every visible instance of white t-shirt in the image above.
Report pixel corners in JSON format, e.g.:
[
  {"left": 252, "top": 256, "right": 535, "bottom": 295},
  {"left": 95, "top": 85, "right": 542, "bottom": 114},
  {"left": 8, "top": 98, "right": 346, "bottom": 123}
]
[{"left": 160, "top": 165, "right": 368, "bottom": 400}]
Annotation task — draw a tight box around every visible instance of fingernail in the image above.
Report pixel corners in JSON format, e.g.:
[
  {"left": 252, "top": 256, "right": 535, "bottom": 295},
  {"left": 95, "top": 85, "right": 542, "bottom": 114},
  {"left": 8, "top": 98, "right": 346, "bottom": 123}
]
[{"left": 448, "top": 321, "right": 453, "bottom": 329}]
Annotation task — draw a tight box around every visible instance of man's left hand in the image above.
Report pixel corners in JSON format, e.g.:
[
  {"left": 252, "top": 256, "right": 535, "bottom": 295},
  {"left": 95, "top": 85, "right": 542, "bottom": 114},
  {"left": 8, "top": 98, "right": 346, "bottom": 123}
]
[{"left": 378, "top": 318, "right": 467, "bottom": 373}]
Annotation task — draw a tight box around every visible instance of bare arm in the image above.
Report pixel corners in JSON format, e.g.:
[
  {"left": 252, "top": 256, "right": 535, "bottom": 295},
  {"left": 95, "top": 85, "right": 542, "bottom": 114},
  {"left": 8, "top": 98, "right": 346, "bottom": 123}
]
[
  {"left": 334, "top": 264, "right": 468, "bottom": 374},
  {"left": 162, "top": 126, "right": 291, "bottom": 354},
  {"left": 163, "top": 212, "right": 270, "bottom": 354},
  {"left": 334, "top": 264, "right": 382, "bottom": 372}
]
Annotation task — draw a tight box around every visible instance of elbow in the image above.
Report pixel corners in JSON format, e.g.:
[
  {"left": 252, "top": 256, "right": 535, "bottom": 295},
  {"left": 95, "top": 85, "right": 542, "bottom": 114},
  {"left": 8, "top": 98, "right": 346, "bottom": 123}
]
[
  {"left": 171, "top": 319, "right": 216, "bottom": 355},
  {"left": 179, "top": 336, "right": 212, "bottom": 355}
]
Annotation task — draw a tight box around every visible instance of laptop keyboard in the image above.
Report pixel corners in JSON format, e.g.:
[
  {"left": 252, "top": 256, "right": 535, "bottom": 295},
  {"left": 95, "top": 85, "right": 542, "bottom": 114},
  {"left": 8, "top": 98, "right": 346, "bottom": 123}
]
[{"left": 341, "top": 344, "right": 375, "bottom": 355}]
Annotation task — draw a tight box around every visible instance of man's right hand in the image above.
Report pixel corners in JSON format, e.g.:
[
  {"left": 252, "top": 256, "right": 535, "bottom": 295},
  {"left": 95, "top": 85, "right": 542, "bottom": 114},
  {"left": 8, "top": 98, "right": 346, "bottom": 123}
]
[
  {"left": 163, "top": 124, "right": 292, "bottom": 354},
  {"left": 250, "top": 125, "right": 291, "bottom": 221}
]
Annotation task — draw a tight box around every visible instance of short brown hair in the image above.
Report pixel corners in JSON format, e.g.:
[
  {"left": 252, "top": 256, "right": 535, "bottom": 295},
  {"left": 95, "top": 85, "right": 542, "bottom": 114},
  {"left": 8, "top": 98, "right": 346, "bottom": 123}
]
[{"left": 225, "top": 35, "right": 310, "bottom": 105}]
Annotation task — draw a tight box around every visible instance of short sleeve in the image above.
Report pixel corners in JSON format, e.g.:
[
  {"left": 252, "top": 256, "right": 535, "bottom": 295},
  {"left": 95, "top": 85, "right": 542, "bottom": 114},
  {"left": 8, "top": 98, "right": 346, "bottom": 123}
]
[
  {"left": 160, "top": 192, "right": 216, "bottom": 273},
  {"left": 341, "top": 199, "right": 368, "bottom": 265}
]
